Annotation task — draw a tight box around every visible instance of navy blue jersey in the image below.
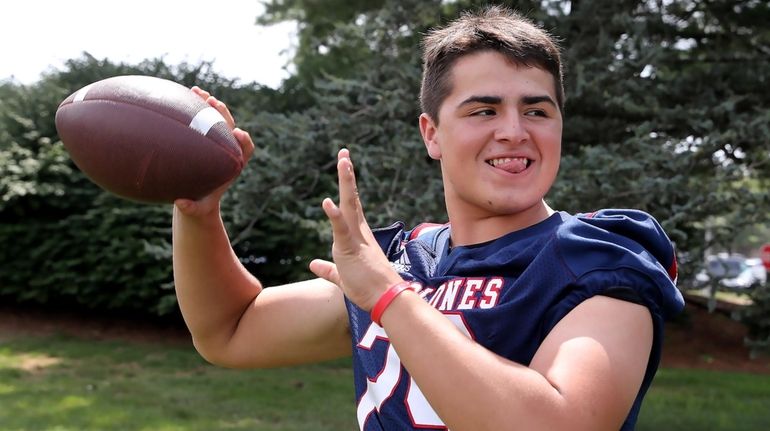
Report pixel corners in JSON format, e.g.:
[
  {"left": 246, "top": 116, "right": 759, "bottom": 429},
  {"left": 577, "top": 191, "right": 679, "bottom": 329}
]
[{"left": 345, "top": 209, "right": 684, "bottom": 430}]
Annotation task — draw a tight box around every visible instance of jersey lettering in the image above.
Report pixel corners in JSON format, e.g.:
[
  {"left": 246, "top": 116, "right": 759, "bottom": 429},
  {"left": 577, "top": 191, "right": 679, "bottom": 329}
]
[
  {"left": 479, "top": 277, "right": 502, "bottom": 309},
  {"left": 427, "top": 284, "right": 445, "bottom": 308},
  {"left": 355, "top": 314, "right": 474, "bottom": 430},
  {"left": 418, "top": 287, "right": 435, "bottom": 300},
  {"left": 457, "top": 278, "right": 485, "bottom": 309},
  {"left": 425, "top": 277, "right": 503, "bottom": 311},
  {"left": 438, "top": 278, "right": 463, "bottom": 311},
  {"left": 356, "top": 325, "right": 403, "bottom": 426}
]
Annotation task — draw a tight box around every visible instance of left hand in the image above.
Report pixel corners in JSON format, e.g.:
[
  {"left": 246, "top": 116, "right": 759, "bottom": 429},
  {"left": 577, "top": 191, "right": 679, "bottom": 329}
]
[{"left": 309, "top": 149, "right": 403, "bottom": 311}]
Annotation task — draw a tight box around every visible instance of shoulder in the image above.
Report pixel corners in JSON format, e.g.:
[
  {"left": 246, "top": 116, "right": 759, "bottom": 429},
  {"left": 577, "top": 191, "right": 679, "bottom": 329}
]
[
  {"left": 553, "top": 209, "right": 683, "bottom": 319},
  {"left": 556, "top": 209, "right": 677, "bottom": 279},
  {"left": 372, "top": 221, "right": 449, "bottom": 257},
  {"left": 371, "top": 222, "right": 406, "bottom": 255}
]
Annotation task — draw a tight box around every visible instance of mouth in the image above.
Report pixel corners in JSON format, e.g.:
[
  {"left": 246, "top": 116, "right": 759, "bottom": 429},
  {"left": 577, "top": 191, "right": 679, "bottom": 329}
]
[{"left": 485, "top": 157, "right": 532, "bottom": 174}]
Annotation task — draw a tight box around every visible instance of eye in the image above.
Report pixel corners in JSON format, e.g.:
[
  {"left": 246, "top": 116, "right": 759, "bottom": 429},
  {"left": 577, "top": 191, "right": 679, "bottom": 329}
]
[
  {"left": 524, "top": 109, "right": 548, "bottom": 118},
  {"left": 471, "top": 108, "right": 496, "bottom": 117}
]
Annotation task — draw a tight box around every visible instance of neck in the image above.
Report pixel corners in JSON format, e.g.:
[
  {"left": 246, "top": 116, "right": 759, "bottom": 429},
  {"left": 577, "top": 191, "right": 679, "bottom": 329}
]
[{"left": 447, "top": 200, "right": 555, "bottom": 246}]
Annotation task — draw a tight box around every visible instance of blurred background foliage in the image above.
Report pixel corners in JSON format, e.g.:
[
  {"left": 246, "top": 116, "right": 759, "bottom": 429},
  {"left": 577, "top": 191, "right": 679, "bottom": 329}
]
[{"left": 1, "top": 0, "right": 769, "bottom": 347}]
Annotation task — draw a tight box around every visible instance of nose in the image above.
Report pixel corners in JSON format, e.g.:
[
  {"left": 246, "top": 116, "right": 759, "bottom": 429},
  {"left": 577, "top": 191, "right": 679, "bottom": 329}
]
[{"left": 493, "top": 112, "right": 529, "bottom": 143}]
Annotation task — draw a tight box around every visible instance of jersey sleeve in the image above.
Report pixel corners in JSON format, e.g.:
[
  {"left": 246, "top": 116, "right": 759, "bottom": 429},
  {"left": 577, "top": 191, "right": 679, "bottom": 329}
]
[
  {"left": 544, "top": 209, "right": 685, "bottom": 429},
  {"left": 547, "top": 209, "right": 684, "bottom": 326}
]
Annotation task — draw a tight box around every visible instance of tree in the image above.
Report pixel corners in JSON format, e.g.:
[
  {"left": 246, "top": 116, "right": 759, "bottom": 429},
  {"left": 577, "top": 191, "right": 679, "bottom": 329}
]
[
  {"left": 4, "top": 0, "right": 769, "bottom": 333},
  {"left": 0, "top": 54, "right": 273, "bottom": 315},
  {"left": 227, "top": 0, "right": 448, "bottom": 282},
  {"left": 551, "top": 0, "right": 770, "bottom": 276},
  {"left": 250, "top": 0, "right": 769, "bottom": 278}
]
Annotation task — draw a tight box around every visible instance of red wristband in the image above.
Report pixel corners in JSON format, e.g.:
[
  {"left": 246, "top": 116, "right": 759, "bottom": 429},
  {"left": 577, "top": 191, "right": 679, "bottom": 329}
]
[{"left": 371, "top": 281, "right": 414, "bottom": 326}]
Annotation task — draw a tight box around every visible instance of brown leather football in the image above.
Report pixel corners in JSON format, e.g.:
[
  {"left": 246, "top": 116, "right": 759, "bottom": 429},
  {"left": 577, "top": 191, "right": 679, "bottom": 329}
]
[{"left": 55, "top": 75, "right": 243, "bottom": 204}]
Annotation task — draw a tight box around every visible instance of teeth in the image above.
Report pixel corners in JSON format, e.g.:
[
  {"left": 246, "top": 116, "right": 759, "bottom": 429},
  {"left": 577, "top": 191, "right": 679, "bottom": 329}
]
[{"left": 487, "top": 157, "right": 530, "bottom": 167}]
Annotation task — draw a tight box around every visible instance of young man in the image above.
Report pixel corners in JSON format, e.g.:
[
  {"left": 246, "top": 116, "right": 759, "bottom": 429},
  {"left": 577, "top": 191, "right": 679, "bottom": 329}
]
[{"left": 173, "top": 6, "right": 684, "bottom": 430}]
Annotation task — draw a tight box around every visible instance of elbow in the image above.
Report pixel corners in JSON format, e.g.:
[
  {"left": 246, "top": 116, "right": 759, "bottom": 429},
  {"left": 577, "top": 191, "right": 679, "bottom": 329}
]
[
  {"left": 191, "top": 336, "right": 245, "bottom": 369},
  {"left": 191, "top": 335, "right": 273, "bottom": 369},
  {"left": 191, "top": 336, "right": 230, "bottom": 367}
]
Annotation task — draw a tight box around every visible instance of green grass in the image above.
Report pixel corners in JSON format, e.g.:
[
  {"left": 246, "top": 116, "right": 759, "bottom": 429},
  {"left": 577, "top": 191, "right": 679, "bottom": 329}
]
[
  {"left": 637, "top": 368, "right": 770, "bottom": 431},
  {"left": 0, "top": 334, "right": 357, "bottom": 431},
  {"left": 2, "top": 333, "right": 770, "bottom": 430}
]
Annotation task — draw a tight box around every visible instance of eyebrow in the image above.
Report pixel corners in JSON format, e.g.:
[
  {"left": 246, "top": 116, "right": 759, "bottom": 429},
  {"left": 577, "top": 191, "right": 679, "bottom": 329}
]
[
  {"left": 456, "top": 94, "right": 557, "bottom": 110},
  {"left": 521, "top": 95, "right": 557, "bottom": 108},
  {"left": 456, "top": 95, "right": 502, "bottom": 109}
]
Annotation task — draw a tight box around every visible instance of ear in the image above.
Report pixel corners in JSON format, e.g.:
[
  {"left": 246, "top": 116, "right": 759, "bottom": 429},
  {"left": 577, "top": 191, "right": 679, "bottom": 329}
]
[{"left": 419, "top": 113, "right": 441, "bottom": 160}]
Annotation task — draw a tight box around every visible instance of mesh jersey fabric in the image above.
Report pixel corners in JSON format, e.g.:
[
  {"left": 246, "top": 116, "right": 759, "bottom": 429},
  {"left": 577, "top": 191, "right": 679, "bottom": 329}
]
[{"left": 345, "top": 209, "right": 684, "bottom": 430}]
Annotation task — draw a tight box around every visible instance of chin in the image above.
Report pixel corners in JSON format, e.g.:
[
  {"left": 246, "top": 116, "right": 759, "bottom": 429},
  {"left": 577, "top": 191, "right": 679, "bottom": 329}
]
[{"left": 481, "top": 199, "right": 541, "bottom": 216}]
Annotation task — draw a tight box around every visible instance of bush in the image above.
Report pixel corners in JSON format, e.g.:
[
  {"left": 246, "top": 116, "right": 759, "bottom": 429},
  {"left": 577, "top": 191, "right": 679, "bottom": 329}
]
[
  {"left": 741, "top": 283, "right": 770, "bottom": 358},
  {"left": 0, "top": 55, "right": 270, "bottom": 316},
  {"left": 0, "top": 194, "right": 176, "bottom": 315}
]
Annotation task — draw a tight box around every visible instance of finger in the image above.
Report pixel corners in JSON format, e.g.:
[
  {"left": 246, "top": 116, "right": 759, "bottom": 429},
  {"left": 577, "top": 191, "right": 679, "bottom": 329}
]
[
  {"left": 191, "top": 86, "right": 211, "bottom": 100},
  {"left": 233, "top": 128, "right": 255, "bottom": 161},
  {"left": 336, "top": 151, "right": 360, "bottom": 215},
  {"left": 322, "top": 196, "right": 365, "bottom": 258},
  {"left": 321, "top": 197, "right": 352, "bottom": 245},
  {"left": 206, "top": 96, "right": 236, "bottom": 129},
  {"left": 308, "top": 259, "right": 342, "bottom": 286},
  {"left": 338, "top": 147, "right": 350, "bottom": 161},
  {"left": 191, "top": 87, "right": 236, "bottom": 129},
  {"left": 336, "top": 150, "right": 367, "bottom": 231}
]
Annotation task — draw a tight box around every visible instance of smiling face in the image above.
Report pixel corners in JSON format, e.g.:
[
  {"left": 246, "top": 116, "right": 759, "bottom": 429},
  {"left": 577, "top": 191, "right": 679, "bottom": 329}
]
[{"left": 419, "top": 50, "right": 563, "bottom": 244}]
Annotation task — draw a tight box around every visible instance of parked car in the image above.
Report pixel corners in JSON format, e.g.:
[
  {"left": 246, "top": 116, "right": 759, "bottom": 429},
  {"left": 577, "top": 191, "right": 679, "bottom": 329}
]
[
  {"left": 744, "top": 257, "right": 768, "bottom": 286},
  {"left": 694, "top": 254, "right": 767, "bottom": 290}
]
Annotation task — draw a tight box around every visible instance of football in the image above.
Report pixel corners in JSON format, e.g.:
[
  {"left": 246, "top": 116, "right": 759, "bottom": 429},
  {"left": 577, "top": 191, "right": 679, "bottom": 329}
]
[{"left": 55, "top": 75, "right": 244, "bottom": 204}]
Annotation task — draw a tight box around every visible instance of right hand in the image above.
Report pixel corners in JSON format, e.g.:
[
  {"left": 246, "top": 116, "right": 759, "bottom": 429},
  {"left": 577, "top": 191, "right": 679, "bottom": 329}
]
[
  {"left": 174, "top": 86, "right": 255, "bottom": 218},
  {"left": 309, "top": 149, "right": 404, "bottom": 311}
]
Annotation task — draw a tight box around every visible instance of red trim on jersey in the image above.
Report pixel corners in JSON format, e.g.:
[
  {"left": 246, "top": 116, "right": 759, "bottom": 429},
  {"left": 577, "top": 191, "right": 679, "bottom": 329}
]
[
  {"left": 668, "top": 256, "right": 678, "bottom": 281},
  {"left": 409, "top": 222, "right": 447, "bottom": 240},
  {"left": 403, "top": 377, "right": 449, "bottom": 430},
  {"left": 356, "top": 331, "right": 389, "bottom": 351}
]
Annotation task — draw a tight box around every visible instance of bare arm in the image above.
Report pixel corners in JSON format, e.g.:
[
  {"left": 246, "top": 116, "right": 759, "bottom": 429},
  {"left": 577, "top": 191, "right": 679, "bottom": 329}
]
[
  {"left": 173, "top": 204, "right": 350, "bottom": 368},
  {"left": 173, "top": 88, "right": 350, "bottom": 368},
  {"left": 381, "top": 292, "right": 652, "bottom": 430},
  {"left": 311, "top": 149, "right": 653, "bottom": 430}
]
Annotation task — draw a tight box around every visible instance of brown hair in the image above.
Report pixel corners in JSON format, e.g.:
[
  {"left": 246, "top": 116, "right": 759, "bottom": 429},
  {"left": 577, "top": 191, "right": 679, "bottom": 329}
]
[{"left": 420, "top": 6, "right": 564, "bottom": 124}]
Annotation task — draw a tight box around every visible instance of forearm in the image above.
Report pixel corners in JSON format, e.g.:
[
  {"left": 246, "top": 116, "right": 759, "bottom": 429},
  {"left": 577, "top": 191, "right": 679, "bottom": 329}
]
[
  {"left": 382, "top": 291, "right": 576, "bottom": 431},
  {"left": 172, "top": 204, "right": 261, "bottom": 350}
]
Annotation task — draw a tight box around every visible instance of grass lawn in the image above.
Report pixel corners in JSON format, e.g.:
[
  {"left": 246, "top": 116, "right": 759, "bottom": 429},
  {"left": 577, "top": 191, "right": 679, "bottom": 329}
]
[
  {"left": 1, "top": 331, "right": 769, "bottom": 430},
  {"left": 0, "top": 334, "right": 357, "bottom": 431},
  {"left": 637, "top": 367, "right": 770, "bottom": 431}
]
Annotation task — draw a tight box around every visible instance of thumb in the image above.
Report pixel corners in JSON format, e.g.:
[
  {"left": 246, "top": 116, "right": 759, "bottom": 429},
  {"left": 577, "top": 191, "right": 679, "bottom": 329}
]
[
  {"left": 174, "top": 199, "right": 197, "bottom": 215},
  {"left": 174, "top": 198, "right": 216, "bottom": 217},
  {"left": 174, "top": 190, "right": 224, "bottom": 218},
  {"left": 309, "top": 259, "right": 342, "bottom": 286}
]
